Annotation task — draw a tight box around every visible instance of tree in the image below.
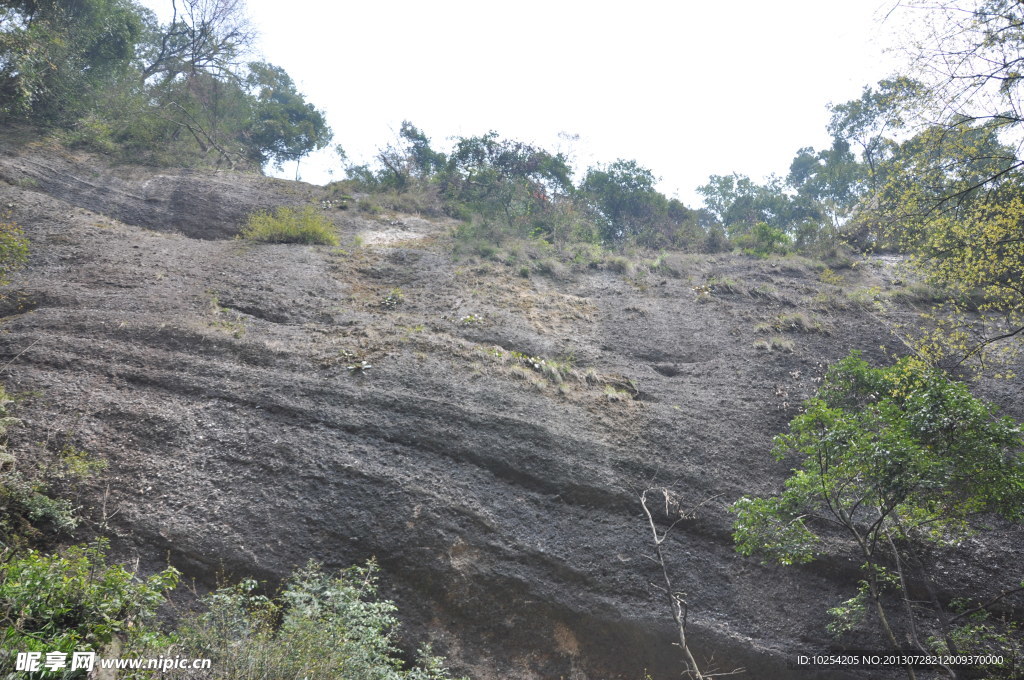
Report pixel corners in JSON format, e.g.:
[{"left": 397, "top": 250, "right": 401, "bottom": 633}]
[
  {"left": 580, "top": 159, "right": 667, "bottom": 242},
  {"left": 697, "top": 173, "right": 814, "bottom": 238},
  {"left": 138, "top": 0, "right": 255, "bottom": 83},
  {"left": 368, "top": 121, "right": 446, "bottom": 190},
  {"left": 0, "top": 0, "right": 143, "bottom": 122},
  {"left": 857, "top": 2, "right": 1024, "bottom": 366},
  {"left": 244, "top": 61, "right": 332, "bottom": 168},
  {"left": 441, "top": 131, "right": 573, "bottom": 226},
  {"left": 786, "top": 139, "right": 864, "bottom": 227},
  {"left": 826, "top": 77, "right": 922, "bottom": 192},
  {"left": 731, "top": 352, "right": 1024, "bottom": 678}
]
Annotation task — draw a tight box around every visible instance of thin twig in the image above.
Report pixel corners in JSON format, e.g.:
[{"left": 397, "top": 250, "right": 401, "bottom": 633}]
[{"left": 0, "top": 337, "right": 40, "bottom": 374}]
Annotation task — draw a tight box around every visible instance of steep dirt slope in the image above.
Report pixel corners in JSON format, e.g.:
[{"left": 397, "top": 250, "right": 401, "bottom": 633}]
[{"left": 0, "top": 141, "right": 1021, "bottom": 679}]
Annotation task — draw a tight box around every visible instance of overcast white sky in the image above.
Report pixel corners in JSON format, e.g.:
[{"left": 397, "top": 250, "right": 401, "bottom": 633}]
[{"left": 138, "top": 0, "right": 907, "bottom": 205}]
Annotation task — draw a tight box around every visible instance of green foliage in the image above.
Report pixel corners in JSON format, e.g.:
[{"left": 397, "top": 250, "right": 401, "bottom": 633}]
[
  {"left": 732, "top": 351, "right": 1024, "bottom": 646},
  {"left": 245, "top": 62, "right": 332, "bottom": 168},
  {"left": 826, "top": 77, "right": 922, "bottom": 192},
  {"left": 241, "top": 206, "right": 339, "bottom": 246},
  {"left": 0, "top": 539, "right": 464, "bottom": 679},
  {"left": 826, "top": 584, "right": 870, "bottom": 637},
  {"left": 349, "top": 126, "right": 712, "bottom": 253},
  {"left": 579, "top": 160, "right": 707, "bottom": 248},
  {"left": 751, "top": 336, "right": 795, "bottom": 352},
  {"left": 358, "top": 121, "right": 447, "bottom": 191},
  {"left": 0, "top": 540, "right": 179, "bottom": 663},
  {"left": 0, "top": 0, "right": 330, "bottom": 171},
  {"left": 942, "top": 607, "right": 1023, "bottom": 679},
  {"left": 698, "top": 173, "right": 816, "bottom": 237},
  {"left": 733, "top": 222, "right": 791, "bottom": 257},
  {"left": 0, "top": 384, "right": 92, "bottom": 545},
  {"left": 867, "top": 122, "right": 1024, "bottom": 367},
  {"left": 838, "top": 5, "right": 1024, "bottom": 365},
  {"left": 440, "top": 131, "right": 572, "bottom": 234},
  {"left": 175, "top": 561, "right": 464, "bottom": 680},
  {"left": 0, "top": 0, "right": 143, "bottom": 123},
  {"left": 580, "top": 159, "right": 663, "bottom": 241},
  {"left": 786, "top": 139, "right": 864, "bottom": 228}
]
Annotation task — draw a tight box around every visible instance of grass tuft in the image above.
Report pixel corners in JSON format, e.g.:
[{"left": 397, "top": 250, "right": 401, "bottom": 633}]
[{"left": 241, "top": 206, "right": 339, "bottom": 246}]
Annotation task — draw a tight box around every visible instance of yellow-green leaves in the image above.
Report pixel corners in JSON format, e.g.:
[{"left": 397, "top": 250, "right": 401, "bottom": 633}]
[{"left": 241, "top": 206, "right": 339, "bottom": 246}]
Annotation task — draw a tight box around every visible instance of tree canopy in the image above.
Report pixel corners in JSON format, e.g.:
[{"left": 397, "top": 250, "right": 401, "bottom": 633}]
[
  {"left": 838, "top": 1, "right": 1024, "bottom": 366},
  {"left": 0, "top": 0, "right": 330, "bottom": 171},
  {"left": 580, "top": 159, "right": 667, "bottom": 242},
  {"left": 732, "top": 352, "right": 1024, "bottom": 672},
  {"left": 0, "top": 0, "right": 143, "bottom": 122}
]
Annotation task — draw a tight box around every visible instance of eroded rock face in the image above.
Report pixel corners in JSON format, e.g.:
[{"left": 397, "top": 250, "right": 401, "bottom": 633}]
[
  {"left": 0, "top": 144, "right": 1021, "bottom": 679},
  {"left": 0, "top": 140, "right": 313, "bottom": 239}
]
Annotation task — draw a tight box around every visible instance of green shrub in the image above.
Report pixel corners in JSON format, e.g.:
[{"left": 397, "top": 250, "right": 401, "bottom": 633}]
[
  {"left": 732, "top": 352, "right": 1024, "bottom": 651},
  {"left": 704, "top": 226, "right": 731, "bottom": 253},
  {"left": 361, "top": 185, "right": 445, "bottom": 218},
  {"left": 0, "top": 541, "right": 179, "bottom": 664},
  {"left": 241, "top": 206, "right": 339, "bottom": 246},
  {"left": 818, "top": 267, "right": 844, "bottom": 286},
  {"left": 705, "top": 276, "right": 745, "bottom": 295},
  {"left": 567, "top": 242, "right": 605, "bottom": 271},
  {"left": 603, "top": 255, "right": 634, "bottom": 275},
  {"left": 734, "top": 222, "right": 791, "bottom": 257},
  {"left": 175, "top": 561, "right": 463, "bottom": 680},
  {"left": 0, "top": 547, "right": 464, "bottom": 679},
  {"left": 753, "top": 337, "right": 794, "bottom": 352},
  {"left": 941, "top": 608, "right": 1023, "bottom": 679},
  {"left": 774, "top": 312, "right": 826, "bottom": 334}
]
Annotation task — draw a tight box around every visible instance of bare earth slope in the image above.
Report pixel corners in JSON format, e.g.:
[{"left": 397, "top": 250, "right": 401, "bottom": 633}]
[{"left": 1, "top": 139, "right": 1021, "bottom": 679}]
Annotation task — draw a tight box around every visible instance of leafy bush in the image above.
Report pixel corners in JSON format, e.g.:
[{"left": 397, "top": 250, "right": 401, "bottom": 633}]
[
  {"left": 752, "top": 336, "right": 795, "bottom": 352},
  {"left": 733, "top": 222, "right": 791, "bottom": 257},
  {"left": 942, "top": 607, "right": 1023, "bottom": 679},
  {"left": 0, "top": 540, "right": 179, "bottom": 665},
  {"left": 241, "top": 206, "right": 339, "bottom": 246},
  {"left": 703, "top": 226, "right": 731, "bottom": 253},
  {"left": 0, "top": 546, "right": 466, "bottom": 679},
  {"left": 732, "top": 352, "right": 1024, "bottom": 653},
  {"left": 174, "top": 561, "right": 463, "bottom": 680}
]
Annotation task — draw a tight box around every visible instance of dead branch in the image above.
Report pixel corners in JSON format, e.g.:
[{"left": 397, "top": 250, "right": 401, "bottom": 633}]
[{"left": 641, "top": 488, "right": 744, "bottom": 679}]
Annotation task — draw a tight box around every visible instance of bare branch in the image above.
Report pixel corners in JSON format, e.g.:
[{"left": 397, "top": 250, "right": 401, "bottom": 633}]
[{"left": 640, "top": 489, "right": 744, "bottom": 679}]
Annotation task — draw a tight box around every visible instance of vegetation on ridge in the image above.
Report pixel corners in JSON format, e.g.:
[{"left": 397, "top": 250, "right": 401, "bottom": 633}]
[
  {"left": 0, "top": 0, "right": 331, "bottom": 169},
  {"left": 4, "top": 0, "right": 1024, "bottom": 677}
]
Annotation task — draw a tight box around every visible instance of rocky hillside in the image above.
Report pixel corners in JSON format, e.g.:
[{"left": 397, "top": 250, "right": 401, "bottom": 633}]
[{"left": 1, "top": 135, "right": 1021, "bottom": 679}]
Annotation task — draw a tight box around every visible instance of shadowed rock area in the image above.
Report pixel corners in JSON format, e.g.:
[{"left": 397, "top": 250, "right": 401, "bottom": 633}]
[{"left": 1, "top": 140, "right": 1021, "bottom": 679}]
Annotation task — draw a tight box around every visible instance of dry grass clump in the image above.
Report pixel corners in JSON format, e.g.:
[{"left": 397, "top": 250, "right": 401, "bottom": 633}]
[{"left": 753, "top": 336, "right": 795, "bottom": 352}]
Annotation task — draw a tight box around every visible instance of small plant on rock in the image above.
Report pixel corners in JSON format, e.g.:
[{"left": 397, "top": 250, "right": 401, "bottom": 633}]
[
  {"left": 0, "top": 216, "right": 29, "bottom": 286},
  {"left": 379, "top": 288, "right": 404, "bottom": 309}
]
